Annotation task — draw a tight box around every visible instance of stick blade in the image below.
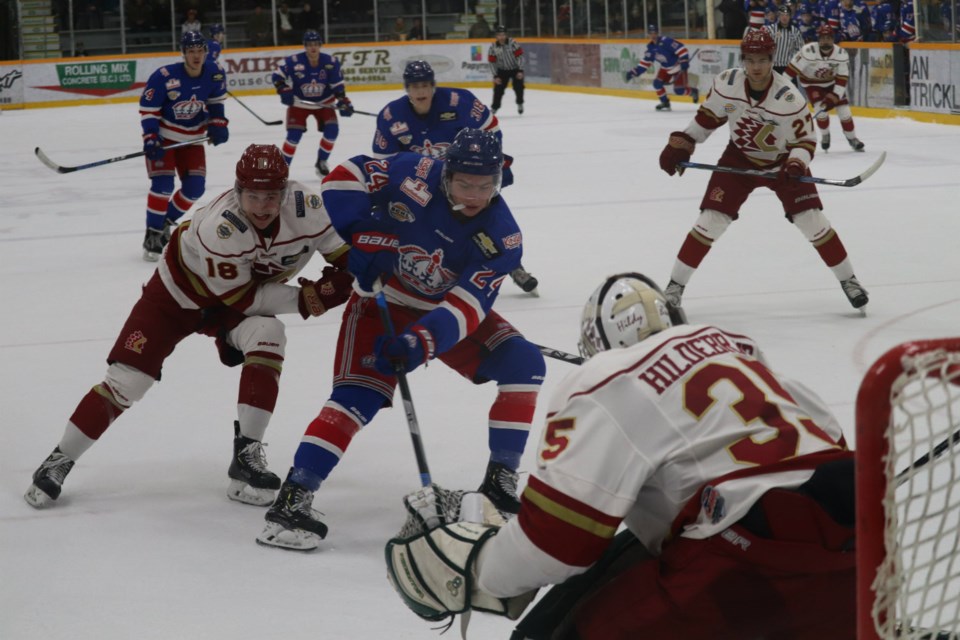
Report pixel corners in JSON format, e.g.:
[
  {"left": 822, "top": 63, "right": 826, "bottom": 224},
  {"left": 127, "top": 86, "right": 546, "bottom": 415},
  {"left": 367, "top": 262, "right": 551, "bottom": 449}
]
[
  {"left": 34, "top": 147, "right": 70, "bottom": 173},
  {"left": 850, "top": 150, "right": 886, "bottom": 187}
]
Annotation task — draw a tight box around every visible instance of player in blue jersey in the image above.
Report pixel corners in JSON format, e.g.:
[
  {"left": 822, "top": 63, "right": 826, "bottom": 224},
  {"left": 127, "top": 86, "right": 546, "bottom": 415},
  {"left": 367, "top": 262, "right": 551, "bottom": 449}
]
[
  {"left": 138, "top": 30, "right": 228, "bottom": 262},
  {"left": 271, "top": 29, "right": 353, "bottom": 177},
  {"left": 372, "top": 60, "right": 539, "bottom": 294},
  {"left": 206, "top": 23, "right": 224, "bottom": 65},
  {"left": 257, "top": 129, "right": 547, "bottom": 551},
  {"left": 624, "top": 25, "right": 699, "bottom": 112}
]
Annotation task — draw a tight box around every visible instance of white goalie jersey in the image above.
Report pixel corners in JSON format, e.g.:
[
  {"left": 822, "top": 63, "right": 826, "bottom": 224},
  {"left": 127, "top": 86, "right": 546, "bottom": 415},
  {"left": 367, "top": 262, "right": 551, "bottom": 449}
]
[
  {"left": 788, "top": 43, "right": 850, "bottom": 98},
  {"left": 477, "top": 324, "right": 848, "bottom": 598},
  {"left": 158, "top": 180, "right": 348, "bottom": 316},
  {"left": 684, "top": 68, "right": 816, "bottom": 169}
]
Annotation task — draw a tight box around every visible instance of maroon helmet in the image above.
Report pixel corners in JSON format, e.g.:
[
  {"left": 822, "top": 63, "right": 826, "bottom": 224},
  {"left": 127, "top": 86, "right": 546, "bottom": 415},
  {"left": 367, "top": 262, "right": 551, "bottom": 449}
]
[
  {"left": 235, "top": 144, "right": 289, "bottom": 191},
  {"left": 741, "top": 28, "right": 776, "bottom": 55},
  {"left": 817, "top": 24, "right": 835, "bottom": 38}
]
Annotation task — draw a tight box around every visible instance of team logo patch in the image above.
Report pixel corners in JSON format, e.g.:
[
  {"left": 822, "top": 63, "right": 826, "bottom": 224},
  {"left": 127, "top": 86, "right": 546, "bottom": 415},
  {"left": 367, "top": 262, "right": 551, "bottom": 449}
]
[
  {"left": 213, "top": 72, "right": 224, "bottom": 82},
  {"left": 167, "top": 91, "right": 180, "bottom": 101},
  {"left": 124, "top": 330, "right": 147, "bottom": 354},
  {"left": 398, "top": 135, "right": 413, "bottom": 145},
  {"left": 784, "top": 92, "right": 795, "bottom": 102},
  {"left": 724, "top": 103, "right": 736, "bottom": 113},
  {"left": 709, "top": 187, "right": 725, "bottom": 202},
  {"left": 398, "top": 245, "right": 457, "bottom": 296},
  {"left": 472, "top": 232, "right": 501, "bottom": 259},
  {"left": 306, "top": 194, "right": 321, "bottom": 208},
  {"left": 700, "top": 485, "right": 726, "bottom": 524},
  {"left": 172, "top": 94, "right": 203, "bottom": 120},
  {"left": 390, "top": 121, "right": 410, "bottom": 135},
  {"left": 222, "top": 210, "right": 248, "bottom": 233},
  {"left": 165, "top": 78, "right": 180, "bottom": 90},
  {"left": 217, "top": 222, "right": 233, "bottom": 239},
  {"left": 502, "top": 232, "right": 522, "bottom": 250},
  {"left": 389, "top": 201, "right": 415, "bottom": 222},
  {"left": 295, "top": 190, "right": 305, "bottom": 217},
  {"left": 439, "top": 111, "right": 457, "bottom": 121}
]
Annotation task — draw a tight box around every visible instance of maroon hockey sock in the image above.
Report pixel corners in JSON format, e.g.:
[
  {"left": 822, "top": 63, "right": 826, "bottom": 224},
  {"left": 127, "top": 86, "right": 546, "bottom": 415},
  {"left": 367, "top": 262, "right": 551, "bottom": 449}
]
[
  {"left": 813, "top": 230, "right": 848, "bottom": 267},
  {"left": 840, "top": 118, "right": 855, "bottom": 133},
  {"left": 238, "top": 356, "right": 282, "bottom": 413},
  {"left": 68, "top": 385, "right": 125, "bottom": 440},
  {"left": 676, "top": 230, "right": 713, "bottom": 269}
]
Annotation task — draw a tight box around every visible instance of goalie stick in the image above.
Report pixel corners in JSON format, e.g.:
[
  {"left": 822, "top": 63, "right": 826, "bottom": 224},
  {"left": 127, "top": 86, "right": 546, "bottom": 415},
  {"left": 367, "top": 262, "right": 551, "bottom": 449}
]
[
  {"left": 679, "top": 151, "right": 886, "bottom": 188},
  {"left": 373, "top": 282, "right": 433, "bottom": 487},
  {"left": 35, "top": 137, "right": 210, "bottom": 174},
  {"left": 227, "top": 90, "right": 283, "bottom": 126}
]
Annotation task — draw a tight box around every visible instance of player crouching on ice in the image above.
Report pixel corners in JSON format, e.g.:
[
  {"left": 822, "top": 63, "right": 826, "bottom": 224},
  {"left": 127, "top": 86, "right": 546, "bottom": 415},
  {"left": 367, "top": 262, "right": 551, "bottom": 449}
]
[
  {"left": 25, "top": 145, "right": 354, "bottom": 510},
  {"left": 386, "top": 273, "right": 857, "bottom": 640},
  {"left": 624, "top": 24, "right": 699, "bottom": 111}
]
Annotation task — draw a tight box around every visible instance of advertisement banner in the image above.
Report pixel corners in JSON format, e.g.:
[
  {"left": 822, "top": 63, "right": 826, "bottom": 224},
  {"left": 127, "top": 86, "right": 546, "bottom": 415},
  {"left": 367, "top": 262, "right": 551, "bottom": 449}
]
[
  {"left": 909, "top": 49, "right": 960, "bottom": 114},
  {"left": 865, "top": 47, "right": 895, "bottom": 108},
  {"left": 521, "top": 42, "right": 551, "bottom": 83},
  {"left": 0, "top": 64, "right": 25, "bottom": 107},
  {"left": 551, "top": 44, "right": 601, "bottom": 87}
]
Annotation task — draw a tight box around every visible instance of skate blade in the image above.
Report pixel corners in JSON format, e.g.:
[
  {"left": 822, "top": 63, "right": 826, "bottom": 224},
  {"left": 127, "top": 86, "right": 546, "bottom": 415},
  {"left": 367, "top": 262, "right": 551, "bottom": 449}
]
[
  {"left": 142, "top": 250, "right": 160, "bottom": 262},
  {"left": 24, "top": 484, "right": 55, "bottom": 509},
  {"left": 256, "top": 522, "right": 322, "bottom": 551},
  {"left": 227, "top": 480, "right": 276, "bottom": 507}
]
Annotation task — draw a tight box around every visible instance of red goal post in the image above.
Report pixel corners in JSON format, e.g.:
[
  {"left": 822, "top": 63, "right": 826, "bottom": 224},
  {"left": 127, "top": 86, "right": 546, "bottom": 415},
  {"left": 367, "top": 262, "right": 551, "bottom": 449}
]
[{"left": 856, "top": 338, "right": 960, "bottom": 640}]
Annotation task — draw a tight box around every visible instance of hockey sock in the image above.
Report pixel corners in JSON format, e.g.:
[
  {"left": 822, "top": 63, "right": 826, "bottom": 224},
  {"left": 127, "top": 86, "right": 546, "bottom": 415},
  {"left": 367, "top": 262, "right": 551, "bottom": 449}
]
[
  {"left": 281, "top": 129, "right": 304, "bottom": 164},
  {"left": 293, "top": 404, "right": 363, "bottom": 488},
  {"left": 67, "top": 384, "right": 126, "bottom": 442},
  {"left": 675, "top": 228, "right": 714, "bottom": 271},
  {"left": 146, "top": 189, "right": 172, "bottom": 231},
  {"left": 237, "top": 406, "right": 272, "bottom": 443},
  {"left": 238, "top": 358, "right": 282, "bottom": 414},
  {"left": 58, "top": 422, "right": 97, "bottom": 461},
  {"left": 840, "top": 118, "right": 857, "bottom": 139},
  {"left": 812, "top": 229, "right": 849, "bottom": 268},
  {"left": 318, "top": 135, "right": 336, "bottom": 162},
  {"left": 488, "top": 388, "right": 538, "bottom": 470},
  {"left": 166, "top": 190, "right": 199, "bottom": 224}
]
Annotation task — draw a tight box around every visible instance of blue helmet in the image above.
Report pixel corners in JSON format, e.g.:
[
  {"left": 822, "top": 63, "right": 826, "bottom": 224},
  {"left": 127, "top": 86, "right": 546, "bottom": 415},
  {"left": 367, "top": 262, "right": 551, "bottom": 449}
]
[
  {"left": 647, "top": 23, "right": 659, "bottom": 33},
  {"left": 403, "top": 60, "right": 435, "bottom": 86},
  {"left": 303, "top": 29, "right": 322, "bottom": 46},
  {"left": 208, "top": 23, "right": 224, "bottom": 36},
  {"left": 442, "top": 129, "right": 504, "bottom": 210},
  {"left": 181, "top": 30, "right": 208, "bottom": 52}
]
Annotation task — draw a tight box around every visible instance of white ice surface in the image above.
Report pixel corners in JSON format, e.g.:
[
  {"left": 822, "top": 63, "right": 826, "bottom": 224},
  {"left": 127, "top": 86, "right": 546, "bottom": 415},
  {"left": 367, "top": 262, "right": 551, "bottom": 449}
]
[{"left": 2, "top": 90, "right": 959, "bottom": 639}]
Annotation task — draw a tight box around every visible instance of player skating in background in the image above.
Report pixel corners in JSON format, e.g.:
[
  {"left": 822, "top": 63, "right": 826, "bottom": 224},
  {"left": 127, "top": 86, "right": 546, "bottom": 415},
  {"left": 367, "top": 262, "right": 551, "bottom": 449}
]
[
  {"left": 787, "top": 25, "right": 865, "bottom": 152},
  {"left": 272, "top": 29, "right": 354, "bottom": 177},
  {"left": 387, "top": 273, "right": 856, "bottom": 640},
  {"left": 257, "top": 130, "right": 546, "bottom": 551},
  {"left": 624, "top": 24, "right": 699, "bottom": 112},
  {"left": 488, "top": 24, "right": 525, "bottom": 115},
  {"left": 658, "top": 29, "right": 869, "bottom": 312},
  {"left": 24, "top": 145, "right": 354, "bottom": 510},
  {"left": 206, "top": 23, "right": 225, "bottom": 65},
  {"left": 372, "top": 59, "right": 539, "bottom": 295},
  {"left": 139, "top": 30, "right": 229, "bottom": 262}
]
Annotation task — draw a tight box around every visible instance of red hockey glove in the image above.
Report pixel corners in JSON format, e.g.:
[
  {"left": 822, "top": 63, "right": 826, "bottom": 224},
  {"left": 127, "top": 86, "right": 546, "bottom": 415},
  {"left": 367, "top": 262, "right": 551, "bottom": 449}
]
[
  {"left": 297, "top": 266, "right": 355, "bottom": 319},
  {"left": 777, "top": 157, "right": 807, "bottom": 190},
  {"left": 822, "top": 92, "right": 841, "bottom": 111},
  {"left": 659, "top": 132, "right": 696, "bottom": 176}
]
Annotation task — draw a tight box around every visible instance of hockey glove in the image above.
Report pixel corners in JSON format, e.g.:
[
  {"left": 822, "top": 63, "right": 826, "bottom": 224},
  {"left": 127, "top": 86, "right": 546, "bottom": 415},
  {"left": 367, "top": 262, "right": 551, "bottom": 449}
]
[
  {"left": 143, "top": 133, "right": 166, "bottom": 161},
  {"left": 777, "top": 157, "right": 807, "bottom": 190},
  {"left": 373, "top": 326, "right": 434, "bottom": 375},
  {"left": 515, "top": 71, "right": 524, "bottom": 80},
  {"left": 822, "top": 92, "right": 841, "bottom": 111},
  {"left": 208, "top": 117, "right": 229, "bottom": 145},
  {"left": 494, "top": 76, "right": 503, "bottom": 85},
  {"left": 277, "top": 86, "right": 293, "bottom": 106},
  {"left": 336, "top": 96, "right": 354, "bottom": 117},
  {"left": 297, "top": 266, "right": 355, "bottom": 319},
  {"left": 624, "top": 69, "right": 639, "bottom": 82},
  {"left": 659, "top": 131, "right": 696, "bottom": 176},
  {"left": 680, "top": 61, "right": 690, "bottom": 71},
  {"left": 348, "top": 232, "right": 399, "bottom": 293}
]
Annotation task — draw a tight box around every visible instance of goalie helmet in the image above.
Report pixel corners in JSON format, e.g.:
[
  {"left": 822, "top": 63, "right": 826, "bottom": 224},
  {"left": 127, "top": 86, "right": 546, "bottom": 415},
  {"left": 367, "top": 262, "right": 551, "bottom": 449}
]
[
  {"left": 578, "top": 273, "right": 682, "bottom": 359},
  {"left": 235, "top": 144, "right": 289, "bottom": 192},
  {"left": 180, "top": 30, "right": 208, "bottom": 53},
  {"left": 403, "top": 60, "right": 435, "bottom": 86},
  {"left": 303, "top": 29, "right": 322, "bottom": 46},
  {"left": 740, "top": 28, "right": 776, "bottom": 55}
]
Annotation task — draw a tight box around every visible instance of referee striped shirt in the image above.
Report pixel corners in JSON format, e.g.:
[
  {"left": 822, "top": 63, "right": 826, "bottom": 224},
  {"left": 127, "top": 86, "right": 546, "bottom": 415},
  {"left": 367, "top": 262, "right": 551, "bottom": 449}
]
[
  {"left": 488, "top": 38, "right": 524, "bottom": 72},
  {"left": 770, "top": 24, "right": 805, "bottom": 69}
]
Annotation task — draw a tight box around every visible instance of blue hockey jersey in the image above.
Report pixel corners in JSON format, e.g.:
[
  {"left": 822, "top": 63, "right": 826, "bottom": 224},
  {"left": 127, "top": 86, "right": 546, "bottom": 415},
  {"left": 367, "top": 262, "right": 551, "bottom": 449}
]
[
  {"left": 371, "top": 87, "right": 501, "bottom": 159},
  {"left": 206, "top": 39, "right": 222, "bottom": 64},
  {"left": 271, "top": 52, "right": 345, "bottom": 110},
  {"left": 322, "top": 152, "right": 523, "bottom": 354},
  {"left": 629, "top": 36, "right": 691, "bottom": 76},
  {"left": 139, "top": 60, "right": 226, "bottom": 143}
]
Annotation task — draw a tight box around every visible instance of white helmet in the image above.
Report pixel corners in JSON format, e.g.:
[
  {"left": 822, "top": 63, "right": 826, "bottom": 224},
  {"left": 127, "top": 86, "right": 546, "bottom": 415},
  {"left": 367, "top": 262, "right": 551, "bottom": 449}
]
[{"left": 578, "top": 273, "right": 680, "bottom": 359}]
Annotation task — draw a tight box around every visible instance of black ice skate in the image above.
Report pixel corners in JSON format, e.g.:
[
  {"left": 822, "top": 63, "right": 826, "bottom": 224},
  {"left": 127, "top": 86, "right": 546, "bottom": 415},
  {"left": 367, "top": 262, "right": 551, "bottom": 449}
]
[
  {"left": 664, "top": 279, "right": 685, "bottom": 308},
  {"left": 820, "top": 132, "right": 831, "bottom": 152},
  {"left": 24, "top": 447, "right": 75, "bottom": 508},
  {"left": 690, "top": 88, "right": 700, "bottom": 104},
  {"left": 228, "top": 421, "right": 281, "bottom": 506},
  {"left": 517, "top": 103, "right": 524, "bottom": 115},
  {"left": 655, "top": 98, "right": 672, "bottom": 112},
  {"left": 478, "top": 461, "right": 521, "bottom": 515},
  {"left": 142, "top": 227, "right": 165, "bottom": 262},
  {"left": 257, "top": 476, "right": 328, "bottom": 551},
  {"left": 161, "top": 219, "right": 176, "bottom": 246},
  {"left": 848, "top": 137, "right": 865, "bottom": 152},
  {"left": 841, "top": 276, "right": 869, "bottom": 313},
  {"left": 315, "top": 159, "right": 330, "bottom": 177},
  {"left": 510, "top": 267, "right": 539, "bottom": 295}
]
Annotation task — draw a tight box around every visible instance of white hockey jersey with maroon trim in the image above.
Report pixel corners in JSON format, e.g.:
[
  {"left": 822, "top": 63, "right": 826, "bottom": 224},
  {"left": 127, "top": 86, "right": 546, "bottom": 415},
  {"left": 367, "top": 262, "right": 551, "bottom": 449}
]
[
  {"left": 684, "top": 67, "right": 816, "bottom": 169},
  {"left": 788, "top": 42, "right": 851, "bottom": 98},
  {"left": 158, "top": 180, "right": 347, "bottom": 315},
  {"left": 477, "top": 323, "right": 847, "bottom": 597}
]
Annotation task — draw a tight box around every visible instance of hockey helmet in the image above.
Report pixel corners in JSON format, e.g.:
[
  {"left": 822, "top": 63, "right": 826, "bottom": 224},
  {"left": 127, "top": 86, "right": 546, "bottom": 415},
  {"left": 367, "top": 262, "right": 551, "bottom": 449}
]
[
  {"left": 303, "top": 29, "right": 322, "bottom": 46},
  {"left": 181, "top": 30, "right": 208, "bottom": 53},
  {"left": 578, "top": 273, "right": 682, "bottom": 359},
  {"left": 494, "top": 24, "right": 508, "bottom": 34},
  {"left": 445, "top": 128, "right": 503, "bottom": 177},
  {"left": 741, "top": 28, "right": 777, "bottom": 55},
  {"left": 647, "top": 23, "right": 659, "bottom": 33},
  {"left": 817, "top": 23, "right": 835, "bottom": 38},
  {"left": 403, "top": 60, "right": 435, "bottom": 86},
  {"left": 208, "top": 23, "right": 224, "bottom": 36},
  {"left": 235, "top": 144, "right": 289, "bottom": 192}
]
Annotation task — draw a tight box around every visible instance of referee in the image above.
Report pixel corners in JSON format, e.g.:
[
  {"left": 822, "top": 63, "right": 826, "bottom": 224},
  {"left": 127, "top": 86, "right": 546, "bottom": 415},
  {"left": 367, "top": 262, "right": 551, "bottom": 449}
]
[
  {"left": 488, "top": 24, "right": 525, "bottom": 114},
  {"left": 771, "top": 5, "right": 805, "bottom": 75}
]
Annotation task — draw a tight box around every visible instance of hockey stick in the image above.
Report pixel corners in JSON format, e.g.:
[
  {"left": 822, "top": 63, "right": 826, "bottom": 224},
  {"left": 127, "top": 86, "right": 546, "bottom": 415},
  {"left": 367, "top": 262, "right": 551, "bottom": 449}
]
[
  {"left": 317, "top": 104, "right": 378, "bottom": 117},
  {"left": 533, "top": 343, "right": 585, "bottom": 366},
  {"left": 895, "top": 427, "right": 960, "bottom": 487},
  {"left": 227, "top": 90, "right": 283, "bottom": 125},
  {"left": 373, "top": 283, "right": 433, "bottom": 487},
  {"left": 35, "top": 137, "right": 210, "bottom": 174},
  {"left": 678, "top": 151, "right": 886, "bottom": 188}
]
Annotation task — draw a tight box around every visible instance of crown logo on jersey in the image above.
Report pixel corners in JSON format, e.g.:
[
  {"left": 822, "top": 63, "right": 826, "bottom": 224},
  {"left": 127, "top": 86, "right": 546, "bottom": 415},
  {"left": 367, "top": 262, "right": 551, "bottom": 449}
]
[
  {"left": 172, "top": 94, "right": 204, "bottom": 120},
  {"left": 411, "top": 139, "right": 451, "bottom": 159},
  {"left": 398, "top": 245, "right": 456, "bottom": 296},
  {"left": 301, "top": 80, "right": 325, "bottom": 98}
]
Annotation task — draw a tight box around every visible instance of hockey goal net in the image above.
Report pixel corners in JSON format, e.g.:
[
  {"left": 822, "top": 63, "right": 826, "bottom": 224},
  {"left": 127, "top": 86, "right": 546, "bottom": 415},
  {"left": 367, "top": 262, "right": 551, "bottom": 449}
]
[{"left": 856, "top": 338, "right": 960, "bottom": 640}]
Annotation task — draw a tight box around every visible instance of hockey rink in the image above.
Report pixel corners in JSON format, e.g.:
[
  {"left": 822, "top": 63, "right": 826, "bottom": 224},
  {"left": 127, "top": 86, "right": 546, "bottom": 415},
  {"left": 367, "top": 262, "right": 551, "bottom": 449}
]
[{"left": 2, "top": 89, "right": 959, "bottom": 638}]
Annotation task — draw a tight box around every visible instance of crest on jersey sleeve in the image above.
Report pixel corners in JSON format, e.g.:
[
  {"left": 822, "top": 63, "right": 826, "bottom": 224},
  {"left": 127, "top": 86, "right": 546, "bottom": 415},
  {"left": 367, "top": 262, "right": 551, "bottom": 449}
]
[{"left": 398, "top": 245, "right": 457, "bottom": 296}]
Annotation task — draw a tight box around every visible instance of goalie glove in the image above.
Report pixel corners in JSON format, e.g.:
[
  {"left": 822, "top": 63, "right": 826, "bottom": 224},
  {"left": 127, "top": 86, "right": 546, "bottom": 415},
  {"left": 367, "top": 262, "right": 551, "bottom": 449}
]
[{"left": 385, "top": 522, "right": 537, "bottom": 626}]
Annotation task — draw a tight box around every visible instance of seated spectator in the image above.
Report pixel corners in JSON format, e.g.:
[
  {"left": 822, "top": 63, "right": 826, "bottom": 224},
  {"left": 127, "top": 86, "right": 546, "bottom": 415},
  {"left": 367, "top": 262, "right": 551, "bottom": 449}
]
[
  {"left": 393, "top": 17, "right": 408, "bottom": 40},
  {"left": 297, "top": 2, "right": 322, "bottom": 33},
  {"left": 408, "top": 17, "right": 425, "bottom": 40},
  {"left": 182, "top": 8, "right": 201, "bottom": 34},
  {"left": 246, "top": 5, "right": 273, "bottom": 47},
  {"left": 469, "top": 12, "right": 492, "bottom": 37}
]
